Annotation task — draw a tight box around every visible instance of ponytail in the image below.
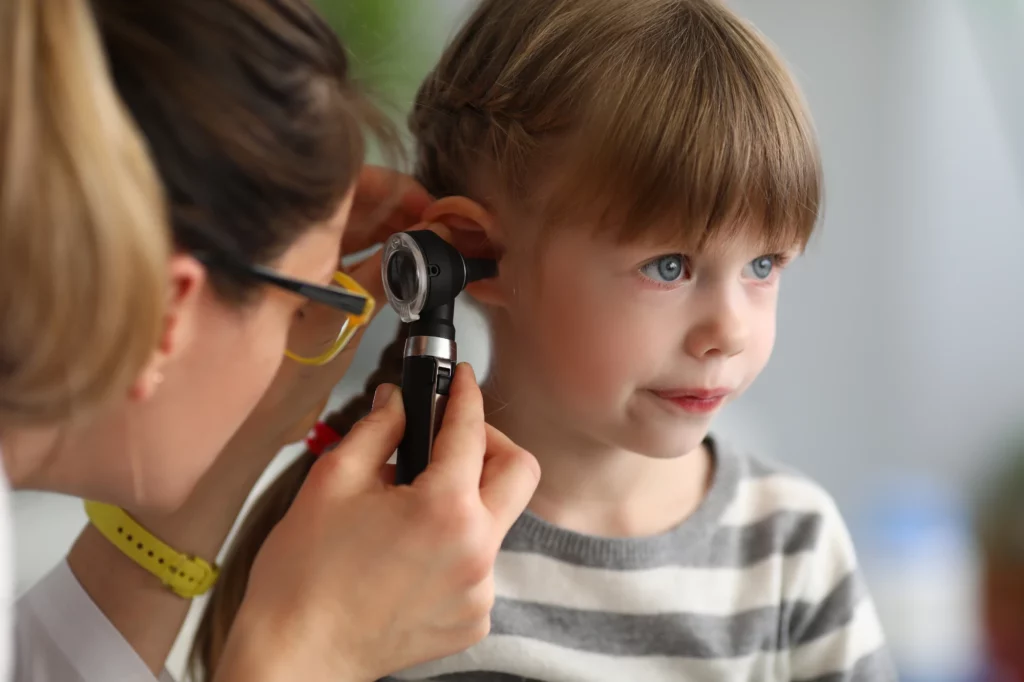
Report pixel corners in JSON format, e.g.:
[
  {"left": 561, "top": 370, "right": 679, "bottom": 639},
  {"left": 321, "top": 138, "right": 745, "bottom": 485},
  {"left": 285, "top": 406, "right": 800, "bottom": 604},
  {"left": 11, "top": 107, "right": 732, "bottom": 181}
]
[
  {"left": 190, "top": 323, "right": 410, "bottom": 680},
  {"left": 0, "top": 0, "right": 169, "bottom": 427}
]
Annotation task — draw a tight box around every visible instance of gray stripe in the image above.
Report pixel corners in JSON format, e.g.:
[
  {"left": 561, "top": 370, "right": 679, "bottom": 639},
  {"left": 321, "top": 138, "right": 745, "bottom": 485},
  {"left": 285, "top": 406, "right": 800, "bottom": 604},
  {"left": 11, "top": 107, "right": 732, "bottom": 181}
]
[
  {"left": 487, "top": 588, "right": 862, "bottom": 659},
  {"left": 795, "top": 647, "right": 898, "bottom": 682},
  {"left": 504, "top": 509, "right": 824, "bottom": 570},
  {"left": 378, "top": 671, "right": 540, "bottom": 675},
  {"left": 787, "top": 572, "right": 866, "bottom": 647},
  {"left": 428, "top": 671, "right": 548, "bottom": 675},
  {"left": 743, "top": 452, "right": 799, "bottom": 478}
]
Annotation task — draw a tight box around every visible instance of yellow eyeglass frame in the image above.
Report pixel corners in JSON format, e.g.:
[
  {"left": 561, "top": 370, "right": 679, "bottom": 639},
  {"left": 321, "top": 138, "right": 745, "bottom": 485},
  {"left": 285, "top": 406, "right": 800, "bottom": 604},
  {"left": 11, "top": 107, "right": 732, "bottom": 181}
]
[{"left": 284, "top": 270, "right": 375, "bottom": 366}]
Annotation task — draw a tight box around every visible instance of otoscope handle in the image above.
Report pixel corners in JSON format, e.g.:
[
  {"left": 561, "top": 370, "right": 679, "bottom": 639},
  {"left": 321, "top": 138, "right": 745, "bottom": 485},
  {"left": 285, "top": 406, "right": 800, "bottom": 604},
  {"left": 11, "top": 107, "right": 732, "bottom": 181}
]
[{"left": 395, "top": 354, "right": 452, "bottom": 485}]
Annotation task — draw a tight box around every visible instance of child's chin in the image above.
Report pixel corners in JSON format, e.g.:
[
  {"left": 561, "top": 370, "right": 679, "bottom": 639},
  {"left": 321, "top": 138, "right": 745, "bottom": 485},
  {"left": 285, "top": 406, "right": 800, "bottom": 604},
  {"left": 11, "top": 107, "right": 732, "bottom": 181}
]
[{"left": 625, "top": 424, "right": 710, "bottom": 460}]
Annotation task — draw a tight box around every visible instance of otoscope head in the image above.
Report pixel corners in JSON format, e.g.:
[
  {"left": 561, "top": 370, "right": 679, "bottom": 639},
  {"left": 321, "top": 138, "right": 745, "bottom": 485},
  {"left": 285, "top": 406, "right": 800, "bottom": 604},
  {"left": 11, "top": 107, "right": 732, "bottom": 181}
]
[{"left": 381, "top": 230, "right": 497, "bottom": 324}]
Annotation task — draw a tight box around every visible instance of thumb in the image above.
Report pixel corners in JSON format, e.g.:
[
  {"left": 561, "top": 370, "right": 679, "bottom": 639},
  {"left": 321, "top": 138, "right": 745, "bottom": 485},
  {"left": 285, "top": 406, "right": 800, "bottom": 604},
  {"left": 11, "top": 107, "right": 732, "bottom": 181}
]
[
  {"left": 314, "top": 384, "right": 404, "bottom": 496},
  {"left": 479, "top": 424, "right": 540, "bottom": 535}
]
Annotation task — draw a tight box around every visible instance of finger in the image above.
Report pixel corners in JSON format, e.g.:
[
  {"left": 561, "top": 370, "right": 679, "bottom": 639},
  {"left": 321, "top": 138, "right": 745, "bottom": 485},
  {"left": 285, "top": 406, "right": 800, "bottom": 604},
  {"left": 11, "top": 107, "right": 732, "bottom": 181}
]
[
  {"left": 357, "top": 166, "right": 432, "bottom": 222},
  {"left": 479, "top": 424, "right": 540, "bottom": 535},
  {"left": 421, "top": 363, "right": 486, "bottom": 491},
  {"left": 346, "top": 167, "right": 431, "bottom": 253},
  {"left": 316, "top": 384, "right": 404, "bottom": 494}
]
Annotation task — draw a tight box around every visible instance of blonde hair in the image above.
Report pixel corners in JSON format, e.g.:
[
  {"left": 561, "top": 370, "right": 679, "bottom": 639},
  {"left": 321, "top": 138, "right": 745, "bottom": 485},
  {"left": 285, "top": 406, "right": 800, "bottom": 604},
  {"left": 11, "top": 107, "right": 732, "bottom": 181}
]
[
  {"left": 0, "top": 0, "right": 169, "bottom": 427},
  {"left": 191, "top": 1, "right": 823, "bottom": 675}
]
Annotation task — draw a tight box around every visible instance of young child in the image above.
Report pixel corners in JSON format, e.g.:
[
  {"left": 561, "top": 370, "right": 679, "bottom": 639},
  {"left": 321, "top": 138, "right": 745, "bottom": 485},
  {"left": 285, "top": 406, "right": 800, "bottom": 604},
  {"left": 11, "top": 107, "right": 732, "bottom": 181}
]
[{"left": 193, "top": 0, "right": 895, "bottom": 679}]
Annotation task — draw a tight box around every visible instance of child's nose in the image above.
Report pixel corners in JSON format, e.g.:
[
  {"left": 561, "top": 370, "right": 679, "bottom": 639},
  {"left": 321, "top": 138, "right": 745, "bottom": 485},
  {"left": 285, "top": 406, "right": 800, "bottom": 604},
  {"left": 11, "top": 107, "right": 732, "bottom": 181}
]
[{"left": 683, "top": 300, "right": 749, "bottom": 359}]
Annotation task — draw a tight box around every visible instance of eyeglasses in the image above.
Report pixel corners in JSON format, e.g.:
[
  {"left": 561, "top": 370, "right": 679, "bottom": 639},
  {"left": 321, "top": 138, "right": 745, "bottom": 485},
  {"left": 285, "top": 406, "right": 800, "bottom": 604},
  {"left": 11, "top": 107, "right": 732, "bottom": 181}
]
[
  {"left": 283, "top": 269, "right": 375, "bottom": 366},
  {"left": 196, "top": 252, "right": 375, "bottom": 367}
]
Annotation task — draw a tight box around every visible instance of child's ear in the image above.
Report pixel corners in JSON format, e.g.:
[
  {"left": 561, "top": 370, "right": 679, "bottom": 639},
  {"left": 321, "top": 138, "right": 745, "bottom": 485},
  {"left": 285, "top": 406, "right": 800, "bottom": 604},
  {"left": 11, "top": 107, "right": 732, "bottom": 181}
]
[{"left": 420, "top": 196, "right": 509, "bottom": 308}]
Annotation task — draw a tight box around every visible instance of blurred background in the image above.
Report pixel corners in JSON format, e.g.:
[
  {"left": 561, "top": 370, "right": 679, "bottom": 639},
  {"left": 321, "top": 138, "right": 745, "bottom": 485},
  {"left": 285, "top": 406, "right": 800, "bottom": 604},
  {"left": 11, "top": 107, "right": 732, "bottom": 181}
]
[{"left": 10, "top": 1, "right": 1024, "bottom": 680}]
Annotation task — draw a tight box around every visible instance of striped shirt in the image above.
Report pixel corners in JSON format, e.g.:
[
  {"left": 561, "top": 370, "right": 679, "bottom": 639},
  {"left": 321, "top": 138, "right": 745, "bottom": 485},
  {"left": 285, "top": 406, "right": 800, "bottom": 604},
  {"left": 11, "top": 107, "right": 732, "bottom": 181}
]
[{"left": 387, "top": 438, "right": 896, "bottom": 681}]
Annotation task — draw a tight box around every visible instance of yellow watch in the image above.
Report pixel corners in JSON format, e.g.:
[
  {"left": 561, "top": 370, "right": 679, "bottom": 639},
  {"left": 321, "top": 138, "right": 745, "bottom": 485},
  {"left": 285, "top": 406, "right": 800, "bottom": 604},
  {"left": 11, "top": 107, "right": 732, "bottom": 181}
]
[{"left": 84, "top": 500, "right": 220, "bottom": 599}]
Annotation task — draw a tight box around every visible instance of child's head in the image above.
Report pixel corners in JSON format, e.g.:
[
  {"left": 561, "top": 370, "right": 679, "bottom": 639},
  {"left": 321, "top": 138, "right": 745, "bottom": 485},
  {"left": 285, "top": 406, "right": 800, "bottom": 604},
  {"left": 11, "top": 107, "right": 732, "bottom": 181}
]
[
  {"left": 191, "top": 1, "right": 822, "bottom": 674},
  {"left": 410, "top": 0, "right": 822, "bottom": 458}
]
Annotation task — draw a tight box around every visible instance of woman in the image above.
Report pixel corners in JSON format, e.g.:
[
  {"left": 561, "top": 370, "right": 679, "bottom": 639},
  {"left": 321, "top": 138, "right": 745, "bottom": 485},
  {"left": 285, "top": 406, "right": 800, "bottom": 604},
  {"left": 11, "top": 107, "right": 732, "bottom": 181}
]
[{"left": 0, "top": 1, "right": 539, "bottom": 680}]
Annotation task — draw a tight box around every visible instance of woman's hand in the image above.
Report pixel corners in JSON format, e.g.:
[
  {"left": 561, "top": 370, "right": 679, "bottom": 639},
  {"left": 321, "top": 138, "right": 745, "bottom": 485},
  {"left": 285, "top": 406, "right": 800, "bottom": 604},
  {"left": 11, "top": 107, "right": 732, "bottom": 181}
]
[{"left": 218, "top": 364, "right": 541, "bottom": 682}]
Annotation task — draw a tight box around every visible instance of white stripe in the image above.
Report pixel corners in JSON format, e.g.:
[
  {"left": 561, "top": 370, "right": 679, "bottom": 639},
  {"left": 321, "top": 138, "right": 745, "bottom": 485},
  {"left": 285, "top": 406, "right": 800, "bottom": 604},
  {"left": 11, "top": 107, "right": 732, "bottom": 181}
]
[
  {"left": 495, "top": 548, "right": 851, "bottom": 617},
  {"left": 789, "top": 598, "right": 887, "bottom": 679},
  {"left": 391, "top": 634, "right": 785, "bottom": 682},
  {"left": 720, "top": 474, "right": 839, "bottom": 527},
  {"left": 721, "top": 473, "right": 840, "bottom": 527}
]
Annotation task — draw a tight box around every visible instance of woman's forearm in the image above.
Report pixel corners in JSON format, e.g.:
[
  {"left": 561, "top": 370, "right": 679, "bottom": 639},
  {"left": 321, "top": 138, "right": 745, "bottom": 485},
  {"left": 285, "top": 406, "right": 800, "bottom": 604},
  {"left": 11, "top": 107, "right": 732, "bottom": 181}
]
[{"left": 66, "top": 436, "right": 284, "bottom": 676}]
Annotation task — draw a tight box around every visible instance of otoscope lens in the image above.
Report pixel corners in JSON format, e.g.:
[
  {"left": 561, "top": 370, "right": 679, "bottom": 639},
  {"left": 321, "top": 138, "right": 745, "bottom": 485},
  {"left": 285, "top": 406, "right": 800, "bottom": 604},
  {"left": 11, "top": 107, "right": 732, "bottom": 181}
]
[{"left": 386, "top": 250, "right": 420, "bottom": 303}]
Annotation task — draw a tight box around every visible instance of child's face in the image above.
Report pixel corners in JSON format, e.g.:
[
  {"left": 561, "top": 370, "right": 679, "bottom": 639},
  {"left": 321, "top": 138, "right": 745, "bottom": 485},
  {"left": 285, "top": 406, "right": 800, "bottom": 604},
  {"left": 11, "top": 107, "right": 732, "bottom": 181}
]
[{"left": 501, "top": 224, "right": 795, "bottom": 459}]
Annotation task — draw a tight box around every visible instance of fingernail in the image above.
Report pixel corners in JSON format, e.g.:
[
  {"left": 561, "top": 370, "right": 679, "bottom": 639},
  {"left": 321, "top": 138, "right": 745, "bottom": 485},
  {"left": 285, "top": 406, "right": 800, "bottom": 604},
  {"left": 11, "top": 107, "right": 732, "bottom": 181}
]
[
  {"left": 457, "top": 362, "right": 476, "bottom": 382},
  {"left": 372, "top": 383, "right": 396, "bottom": 412}
]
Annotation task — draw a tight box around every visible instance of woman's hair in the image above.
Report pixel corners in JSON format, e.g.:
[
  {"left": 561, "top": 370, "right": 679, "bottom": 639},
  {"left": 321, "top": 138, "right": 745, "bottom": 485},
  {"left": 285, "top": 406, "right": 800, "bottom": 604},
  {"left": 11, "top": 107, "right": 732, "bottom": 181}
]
[
  {"left": 192, "top": 0, "right": 824, "bottom": 674},
  {"left": 0, "top": 0, "right": 169, "bottom": 426},
  {"left": 0, "top": 0, "right": 393, "bottom": 426}
]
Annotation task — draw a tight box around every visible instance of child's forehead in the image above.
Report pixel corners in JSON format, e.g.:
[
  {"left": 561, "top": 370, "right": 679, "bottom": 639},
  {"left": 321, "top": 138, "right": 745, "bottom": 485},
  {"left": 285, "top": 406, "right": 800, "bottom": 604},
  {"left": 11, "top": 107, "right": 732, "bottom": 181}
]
[
  {"left": 536, "top": 208, "right": 805, "bottom": 258},
  {"left": 531, "top": 152, "right": 815, "bottom": 259}
]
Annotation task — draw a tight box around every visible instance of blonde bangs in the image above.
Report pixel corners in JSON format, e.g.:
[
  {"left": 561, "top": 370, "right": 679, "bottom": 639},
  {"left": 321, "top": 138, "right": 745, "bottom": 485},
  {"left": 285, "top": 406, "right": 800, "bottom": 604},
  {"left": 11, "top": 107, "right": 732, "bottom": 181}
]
[{"left": 542, "top": 6, "right": 822, "bottom": 253}]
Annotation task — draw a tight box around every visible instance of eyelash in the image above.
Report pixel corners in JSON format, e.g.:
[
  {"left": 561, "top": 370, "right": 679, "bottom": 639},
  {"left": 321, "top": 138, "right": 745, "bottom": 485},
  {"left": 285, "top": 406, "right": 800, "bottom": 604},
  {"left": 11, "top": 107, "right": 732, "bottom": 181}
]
[
  {"left": 749, "top": 253, "right": 793, "bottom": 279},
  {"left": 637, "top": 252, "right": 793, "bottom": 288}
]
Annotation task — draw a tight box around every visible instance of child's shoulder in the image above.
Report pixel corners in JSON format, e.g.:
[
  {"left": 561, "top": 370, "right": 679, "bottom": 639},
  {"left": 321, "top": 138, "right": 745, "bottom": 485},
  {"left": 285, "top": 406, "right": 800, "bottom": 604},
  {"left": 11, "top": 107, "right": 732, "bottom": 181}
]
[
  {"left": 713, "top": 435, "right": 846, "bottom": 523},
  {"left": 710, "top": 436, "right": 857, "bottom": 563}
]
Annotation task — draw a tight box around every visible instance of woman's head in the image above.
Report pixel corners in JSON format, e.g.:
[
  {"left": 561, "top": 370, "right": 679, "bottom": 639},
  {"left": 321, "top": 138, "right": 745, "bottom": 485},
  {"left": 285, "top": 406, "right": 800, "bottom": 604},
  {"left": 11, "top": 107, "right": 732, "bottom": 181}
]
[
  {"left": 0, "top": 0, "right": 387, "bottom": 508},
  {"left": 411, "top": 0, "right": 823, "bottom": 458}
]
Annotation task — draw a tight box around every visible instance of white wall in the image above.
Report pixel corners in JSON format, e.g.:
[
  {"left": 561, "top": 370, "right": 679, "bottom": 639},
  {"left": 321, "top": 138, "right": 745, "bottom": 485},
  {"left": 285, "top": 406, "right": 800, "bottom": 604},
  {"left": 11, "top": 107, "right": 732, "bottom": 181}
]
[{"left": 719, "top": 0, "right": 1024, "bottom": 508}]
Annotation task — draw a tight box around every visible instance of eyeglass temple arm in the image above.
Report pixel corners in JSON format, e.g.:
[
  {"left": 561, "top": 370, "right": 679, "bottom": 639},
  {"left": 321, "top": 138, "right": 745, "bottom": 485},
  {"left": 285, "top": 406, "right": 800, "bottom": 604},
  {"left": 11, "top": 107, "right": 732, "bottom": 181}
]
[{"left": 249, "top": 264, "right": 368, "bottom": 316}]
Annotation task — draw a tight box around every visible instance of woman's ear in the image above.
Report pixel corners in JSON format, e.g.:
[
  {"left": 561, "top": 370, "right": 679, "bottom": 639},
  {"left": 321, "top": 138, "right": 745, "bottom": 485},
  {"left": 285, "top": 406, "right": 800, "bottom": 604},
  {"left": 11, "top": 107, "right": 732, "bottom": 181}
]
[
  {"left": 420, "top": 196, "right": 510, "bottom": 308},
  {"left": 129, "top": 254, "right": 205, "bottom": 401}
]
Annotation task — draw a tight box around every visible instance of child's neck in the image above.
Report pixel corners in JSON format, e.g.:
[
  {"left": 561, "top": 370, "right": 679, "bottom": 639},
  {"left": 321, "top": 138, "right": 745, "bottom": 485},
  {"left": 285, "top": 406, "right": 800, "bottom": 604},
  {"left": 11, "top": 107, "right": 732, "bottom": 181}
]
[{"left": 482, "top": 378, "right": 713, "bottom": 539}]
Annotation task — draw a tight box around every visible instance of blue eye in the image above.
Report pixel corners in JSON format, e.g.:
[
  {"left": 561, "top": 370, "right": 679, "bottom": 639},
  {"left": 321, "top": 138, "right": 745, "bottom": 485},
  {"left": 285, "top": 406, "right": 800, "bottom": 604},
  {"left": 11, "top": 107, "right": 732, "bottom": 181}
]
[
  {"left": 640, "top": 254, "right": 688, "bottom": 283},
  {"left": 744, "top": 256, "right": 775, "bottom": 280}
]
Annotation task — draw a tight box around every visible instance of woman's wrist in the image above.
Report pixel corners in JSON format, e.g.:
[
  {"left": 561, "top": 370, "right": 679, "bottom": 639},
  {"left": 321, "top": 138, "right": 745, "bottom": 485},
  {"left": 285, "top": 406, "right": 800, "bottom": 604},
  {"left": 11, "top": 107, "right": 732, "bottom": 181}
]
[{"left": 214, "top": 602, "right": 368, "bottom": 682}]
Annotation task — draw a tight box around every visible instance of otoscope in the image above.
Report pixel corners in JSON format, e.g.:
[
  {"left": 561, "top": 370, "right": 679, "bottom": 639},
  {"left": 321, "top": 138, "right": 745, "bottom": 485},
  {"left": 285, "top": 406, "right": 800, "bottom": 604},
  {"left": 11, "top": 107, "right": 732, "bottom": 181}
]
[{"left": 380, "top": 229, "right": 497, "bottom": 485}]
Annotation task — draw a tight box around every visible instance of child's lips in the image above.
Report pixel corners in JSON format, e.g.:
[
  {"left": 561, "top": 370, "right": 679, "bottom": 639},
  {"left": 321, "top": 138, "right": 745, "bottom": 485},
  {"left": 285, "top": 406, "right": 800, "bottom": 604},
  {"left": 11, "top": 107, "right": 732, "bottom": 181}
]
[{"left": 650, "top": 387, "right": 731, "bottom": 415}]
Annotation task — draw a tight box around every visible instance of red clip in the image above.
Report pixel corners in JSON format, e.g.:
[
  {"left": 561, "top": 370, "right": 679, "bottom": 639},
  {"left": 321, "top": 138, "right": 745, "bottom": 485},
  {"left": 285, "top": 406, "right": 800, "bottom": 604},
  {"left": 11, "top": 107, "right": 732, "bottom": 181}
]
[{"left": 305, "top": 421, "right": 341, "bottom": 456}]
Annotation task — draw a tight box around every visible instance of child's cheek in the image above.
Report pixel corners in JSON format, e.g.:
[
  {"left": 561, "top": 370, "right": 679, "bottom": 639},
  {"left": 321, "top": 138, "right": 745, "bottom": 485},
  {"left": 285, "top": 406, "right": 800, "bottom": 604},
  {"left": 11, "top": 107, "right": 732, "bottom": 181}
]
[{"left": 528, "top": 278, "right": 637, "bottom": 407}]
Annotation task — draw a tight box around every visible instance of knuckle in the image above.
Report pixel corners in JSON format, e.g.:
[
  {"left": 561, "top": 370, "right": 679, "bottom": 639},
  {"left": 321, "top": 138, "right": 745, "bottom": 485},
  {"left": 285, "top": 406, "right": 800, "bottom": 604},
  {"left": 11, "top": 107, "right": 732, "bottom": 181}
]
[
  {"left": 468, "top": 582, "right": 495, "bottom": 619},
  {"left": 456, "top": 549, "right": 494, "bottom": 587},
  {"left": 465, "top": 614, "right": 492, "bottom": 645},
  {"left": 352, "top": 409, "right": 389, "bottom": 432},
  {"left": 426, "top": 492, "right": 478, "bottom": 538},
  {"left": 513, "top": 447, "right": 541, "bottom": 484}
]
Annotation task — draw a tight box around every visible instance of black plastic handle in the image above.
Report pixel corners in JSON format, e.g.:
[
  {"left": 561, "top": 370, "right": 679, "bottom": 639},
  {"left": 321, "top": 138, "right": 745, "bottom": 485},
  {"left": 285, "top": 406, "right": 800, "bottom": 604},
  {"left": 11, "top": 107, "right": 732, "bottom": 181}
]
[{"left": 395, "top": 354, "right": 451, "bottom": 485}]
